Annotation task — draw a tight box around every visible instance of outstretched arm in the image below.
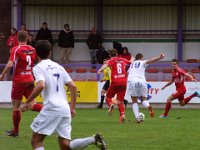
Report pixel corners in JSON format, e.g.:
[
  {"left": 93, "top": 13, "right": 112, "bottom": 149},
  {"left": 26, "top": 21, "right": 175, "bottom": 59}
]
[
  {"left": 185, "top": 73, "right": 197, "bottom": 82},
  {"left": 161, "top": 78, "right": 173, "bottom": 90},
  {"left": 97, "top": 64, "right": 108, "bottom": 74},
  {"left": 146, "top": 53, "right": 165, "bottom": 64}
]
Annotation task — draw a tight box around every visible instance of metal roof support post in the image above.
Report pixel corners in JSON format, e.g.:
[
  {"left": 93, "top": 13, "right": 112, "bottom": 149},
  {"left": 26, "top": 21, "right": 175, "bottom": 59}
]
[
  {"left": 96, "top": 0, "right": 103, "bottom": 34},
  {"left": 177, "top": 0, "right": 183, "bottom": 61},
  {"left": 17, "top": 0, "right": 22, "bottom": 30}
]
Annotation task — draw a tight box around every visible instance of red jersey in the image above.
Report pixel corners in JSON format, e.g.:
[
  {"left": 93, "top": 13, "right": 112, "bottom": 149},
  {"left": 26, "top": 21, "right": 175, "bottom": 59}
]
[
  {"left": 172, "top": 67, "right": 187, "bottom": 90},
  {"left": 118, "top": 53, "right": 131, "bottom": 61},
  {"left": 107, "top": 57, "right": 130, "bottom": 86},
  {"left": 7, "top": 34, "right": 18, "bottom": 48},
  {"left": 9, "top": 44, "right": 36, "bottom": 83}
]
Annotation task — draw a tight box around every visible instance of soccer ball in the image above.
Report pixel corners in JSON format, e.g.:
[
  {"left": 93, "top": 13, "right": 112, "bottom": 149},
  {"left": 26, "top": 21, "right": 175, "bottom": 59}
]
[{"left": 139, "top": 112, "right": 145, "bottom": 121}]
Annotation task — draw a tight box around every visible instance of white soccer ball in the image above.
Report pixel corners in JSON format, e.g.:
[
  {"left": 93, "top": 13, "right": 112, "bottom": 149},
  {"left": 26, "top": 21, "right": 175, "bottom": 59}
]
[{"left": 139, "top": 112, "right": 145, "bottom": 121}]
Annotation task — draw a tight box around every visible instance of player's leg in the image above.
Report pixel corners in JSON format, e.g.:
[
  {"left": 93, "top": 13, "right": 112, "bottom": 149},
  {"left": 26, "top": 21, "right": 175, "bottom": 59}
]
[
  {"left": 31, "top": 132, "right": 46, "bottom": 150},
  {"left": 141, "top": 97, "right": 154, "bottom": 118},
  {"left": 57, "top": 116, "right": 107, "bottom": 150},
  {"left": 181, "top": 91, "right": 200, "bottom": 106},
  {"left": 106, "top": 86, "right": 116, "bottom": 115},
  {"left": 6, "top": 82, "right": 24, "bottom": 137},
  {"left": 160, "top": 95, "right": 174, "bottom": 118},
  {"left": 131, "top": 96, "right": 140, "bottom": 123},
  {"left": 24, "top": 82, "right": 43, "bottom": 112},
  {"left": 67, "top": 134, "right": 107, "bottom": 150},
  {"left": 140, "top": 82, "right": 154, "bottom": 118},
  {"left": 116, "top": 86, "right": 126, "bottom": 123},
  {"left": 96, "top": 86, "right": 107, "bottom": 109},
  {"left": 5, "top": 99, "right": 22, "bottom": 137}
]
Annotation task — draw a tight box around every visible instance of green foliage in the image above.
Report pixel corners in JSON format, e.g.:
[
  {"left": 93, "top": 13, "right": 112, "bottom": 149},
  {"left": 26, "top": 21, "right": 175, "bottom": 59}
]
[{"left": 1, "top": 108, "right": 200, "bottom": 150}]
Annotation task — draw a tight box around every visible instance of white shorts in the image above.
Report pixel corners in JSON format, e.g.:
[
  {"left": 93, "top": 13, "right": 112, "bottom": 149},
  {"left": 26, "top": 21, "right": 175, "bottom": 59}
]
[
  {"left": 31, "top": 113, "right": 72, "bottom": 140},
  {"left": 127, "top": 80, "right": 147, "bottom": 97}
]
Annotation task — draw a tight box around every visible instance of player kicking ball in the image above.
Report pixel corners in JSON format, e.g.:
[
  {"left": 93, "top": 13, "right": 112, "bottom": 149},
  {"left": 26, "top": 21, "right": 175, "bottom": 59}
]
[{"left": 160, "top": 59, "right": 200, "bottom": 118}]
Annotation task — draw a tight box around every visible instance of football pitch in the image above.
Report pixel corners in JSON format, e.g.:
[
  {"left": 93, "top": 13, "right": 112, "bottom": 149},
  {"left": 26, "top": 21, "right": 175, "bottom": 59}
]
[{"left": 1, "top": 108, "right": 200, "bottom": 150}]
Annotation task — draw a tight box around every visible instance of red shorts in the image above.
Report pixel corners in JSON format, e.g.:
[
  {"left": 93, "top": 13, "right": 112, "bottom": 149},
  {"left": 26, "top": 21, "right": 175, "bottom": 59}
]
[
  {"left": 172, "top": 87, "right": 186, "bottom": 101},
  {"left": 106, "top": 85, "right": 126, "bottom": 101},
  {"left": 11, "top": 82, "right": 34, "bottom": 100}
]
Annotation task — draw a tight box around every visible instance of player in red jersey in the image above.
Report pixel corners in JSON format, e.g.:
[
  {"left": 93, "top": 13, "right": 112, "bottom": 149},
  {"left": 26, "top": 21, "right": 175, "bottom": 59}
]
[
  {"left": 160, "top": 59, "right": 200, "bottom": 118},
  {"left": 0, "top": 30, "right": 43, "bottom": 137},
  {"left": 98, "top": 49, "right": 133, "bottom": 123}
]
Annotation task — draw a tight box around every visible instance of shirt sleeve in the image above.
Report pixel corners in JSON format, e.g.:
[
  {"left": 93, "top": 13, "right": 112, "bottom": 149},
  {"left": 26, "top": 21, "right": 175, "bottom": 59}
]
[
  {"left": 143, "top": 60, "right": 148, "bottom": 68},
  {"left": 33, "top": 66, "right": 45, "bottom": 83},
  {"left": 61, "top": 67, "right": 72, "bottom": 84}
]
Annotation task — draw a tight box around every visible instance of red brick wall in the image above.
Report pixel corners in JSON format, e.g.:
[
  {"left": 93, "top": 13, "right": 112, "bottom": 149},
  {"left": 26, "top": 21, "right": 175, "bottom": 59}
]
[{"left": 0, "top": 0, "right": 11, "bottom": 64}]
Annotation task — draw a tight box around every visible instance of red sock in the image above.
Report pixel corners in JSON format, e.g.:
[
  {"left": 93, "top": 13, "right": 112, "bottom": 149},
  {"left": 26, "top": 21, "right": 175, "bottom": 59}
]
[
  {"left": 106, "top": 97, "right": 112, "bottom": 106},
  {"left": 12, "top": 110, "right": 21, "bottom": 134},
  {"left": 118, "top": 103, "right": 125, "bottom": 116},
  {"left": 32, "top": 103, "right": 43, "bottom": 112},
  {"left": 164, "top": 102, "right": 171, "bottom": 116},
  {"left": 183, "top": 94, "right": 195, "bottom": 105}
]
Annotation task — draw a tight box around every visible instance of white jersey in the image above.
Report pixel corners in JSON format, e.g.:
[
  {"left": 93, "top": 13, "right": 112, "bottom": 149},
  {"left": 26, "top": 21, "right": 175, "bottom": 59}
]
[
  {"left": 33, "top": 59, "right": 72, "bottom": 116},
  {"left": 128, "top": 60, "right": 148, "bottom": 81}
]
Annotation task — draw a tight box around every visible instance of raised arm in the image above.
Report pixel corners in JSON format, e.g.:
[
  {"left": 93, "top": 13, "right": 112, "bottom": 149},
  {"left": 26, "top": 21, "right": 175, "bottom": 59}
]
[{"left": 146, "top": 53, "right": 165, "bottom": 64}]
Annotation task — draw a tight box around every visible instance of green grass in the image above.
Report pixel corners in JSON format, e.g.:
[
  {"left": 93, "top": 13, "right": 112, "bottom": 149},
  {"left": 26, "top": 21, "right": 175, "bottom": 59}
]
[{"left": 1, "top": 108, "right": 200, "bottom": 150}]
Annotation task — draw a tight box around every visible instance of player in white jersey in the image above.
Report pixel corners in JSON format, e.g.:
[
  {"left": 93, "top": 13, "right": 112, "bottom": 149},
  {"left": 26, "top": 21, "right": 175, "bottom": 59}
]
[
  {"left": 127, "top": 53, "right": 164, "bottom": 123},
  {"left": 21, "top": 40, "right": 107, "bottom": 150}
]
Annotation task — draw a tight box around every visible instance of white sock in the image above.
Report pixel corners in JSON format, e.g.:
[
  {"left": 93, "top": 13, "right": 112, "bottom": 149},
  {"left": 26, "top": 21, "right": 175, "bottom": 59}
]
[
  {"left": 142, "top": 100, "right": 150, "bottom": 108},
  {"left": 132, "top": 103, "right": 139, "bottom": 119},
  {"left": 69, "top": 137, "right": 95, "bottom": 150},
  {"left": 34, "top": 147, "right": 44, "bottom": 150}
]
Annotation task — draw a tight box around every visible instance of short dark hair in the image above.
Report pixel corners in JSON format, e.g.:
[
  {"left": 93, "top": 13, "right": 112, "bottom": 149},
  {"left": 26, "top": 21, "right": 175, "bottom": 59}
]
[
  {"left": 42, "top": 22, "right": 47, "bottom": 25},
  {"left": 35, "top": 40, "right": 51, "bottom": 59},
  {"left": 135, "top": 53, "right": 143, "bottom": 60},
  {"left": 18, "top": 30, "right": 28, "bottom": 42},
  {"left": 172, "top": 59, "right": 178, "bottom": 64},
  {"left": 109, "top": 49, "right": 118, "bottom": 57},
  {"left": 64, "top": 24, "right": 69, "bottom": 28}
]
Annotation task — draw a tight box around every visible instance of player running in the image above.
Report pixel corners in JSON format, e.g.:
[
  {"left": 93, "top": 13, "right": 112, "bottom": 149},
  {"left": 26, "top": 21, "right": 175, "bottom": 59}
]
[
  {"left": 21, "top": 40, "right": 107, "bottom": 150},
  {"left": 98, "top": 49, "right": 133, "bottom": 123},
  {"left": 0, "top": 30, "right": 43, "bottom": 137},
  {"left": 160, "top": 59, "right": 200, "bottom": 118}
]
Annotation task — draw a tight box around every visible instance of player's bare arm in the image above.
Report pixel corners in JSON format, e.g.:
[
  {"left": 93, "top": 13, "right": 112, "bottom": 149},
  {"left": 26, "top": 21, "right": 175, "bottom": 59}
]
[
  {"left": 21, "top": 80, "right": 45, "bottom": 111},
  {"left": 0, "top": 61, "right": 13, "bottom": 80},
  {"left": 185, "top": 73, "right": 197, "bottom": 82},
  {"left": 97, "top": 64, "right": 108, "bottom": 74},
  {"left": 146, "top": 53, "right": 165, "bottom": 64},
  {"left": 67, "top": 81, "right": 77, "bottom": 118},
  {"left": 161, "top": 79, "right": 173, "bottom": 90}
]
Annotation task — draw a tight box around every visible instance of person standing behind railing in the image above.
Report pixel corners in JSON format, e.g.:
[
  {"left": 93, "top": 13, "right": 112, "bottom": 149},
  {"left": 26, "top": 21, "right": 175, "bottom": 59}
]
[
  {"left": 58, "top": 24, "right": 74, "bottom": 64},
  {"left": 87, "top": 27, "right": 103, "bottom": 66}
]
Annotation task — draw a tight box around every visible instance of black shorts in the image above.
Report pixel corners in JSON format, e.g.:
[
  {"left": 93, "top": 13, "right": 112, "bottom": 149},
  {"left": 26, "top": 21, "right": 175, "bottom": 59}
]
[{"left": 102, "top": 80, "right": 110, "bottom": 91}]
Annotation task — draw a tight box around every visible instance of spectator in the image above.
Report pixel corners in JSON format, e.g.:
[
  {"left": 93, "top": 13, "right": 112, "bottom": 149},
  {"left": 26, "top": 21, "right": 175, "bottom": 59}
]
[
  {"left": 36, "top": 22, "right": 53, "bottom": 45},
  {"left": 87, "top": 27, "right": 103, "bottom": 65},
  {"left": 118, "top": 47, "right": 132, "bottom": 61},
  {"left": 7, "top": 27, "right": 18, "bottom": 53},
  {"left": 20, "top": 23, "right": 32, "bottom": 45},
  {"left": 58, "top": 24, "right": 74, "bottom": 64}
]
